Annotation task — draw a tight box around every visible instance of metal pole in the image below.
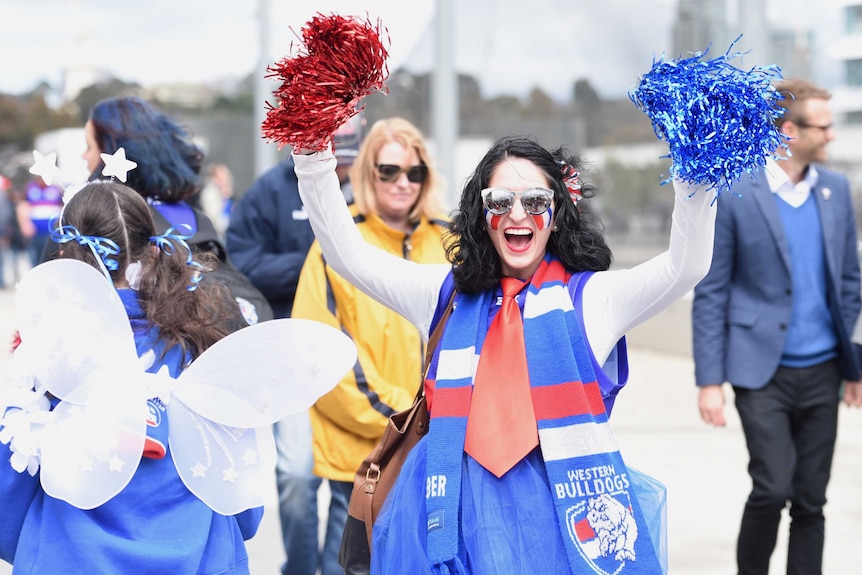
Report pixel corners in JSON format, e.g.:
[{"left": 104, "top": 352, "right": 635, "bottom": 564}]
[
  {"left": 432, "top": 0, "right": 458, "bottom": 208},
  {"left": 254, "top": 0, "right": 279, "bottom": 177}
]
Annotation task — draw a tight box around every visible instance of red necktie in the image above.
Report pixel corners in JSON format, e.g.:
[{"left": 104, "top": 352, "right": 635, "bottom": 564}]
[{"left": 464, "top": 277, "right": 538, "bottom": 478}]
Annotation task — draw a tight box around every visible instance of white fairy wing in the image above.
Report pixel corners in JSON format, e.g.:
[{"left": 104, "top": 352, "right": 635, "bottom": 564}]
[
  {"left": 15, "top": 260, "right": 140, "bottom": 404},
  {"left": 168, "top": 399, "right": 276, "bottom": 515},
  {"left": 38, "top": 387, "right": 148, "bottom": 510},
  {"left": 172, "top": 319, "right": 356, "bottom": 428}
]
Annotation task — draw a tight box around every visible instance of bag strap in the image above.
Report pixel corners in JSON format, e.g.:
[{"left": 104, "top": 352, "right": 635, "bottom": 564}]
[
  {"left": 419, "top": 287, "right": 456, "bottom": 396},
  {"left": 357, "top": 286, "right": 456, "bottom": 546}
]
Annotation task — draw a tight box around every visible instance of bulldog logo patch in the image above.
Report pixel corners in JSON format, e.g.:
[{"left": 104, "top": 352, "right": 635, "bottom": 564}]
[{"left": 566, "top": 490, "right": 639, "bottom": 575}]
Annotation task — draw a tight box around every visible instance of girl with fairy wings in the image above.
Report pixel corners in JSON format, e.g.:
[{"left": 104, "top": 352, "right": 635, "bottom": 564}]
[{"left": 0, "top": 181, "right": 354, "bottom": 573}]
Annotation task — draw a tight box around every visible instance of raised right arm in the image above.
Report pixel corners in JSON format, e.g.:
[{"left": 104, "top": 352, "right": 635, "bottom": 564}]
[{"left": 293, "top": 150, "right": 449, "bottom": 339}]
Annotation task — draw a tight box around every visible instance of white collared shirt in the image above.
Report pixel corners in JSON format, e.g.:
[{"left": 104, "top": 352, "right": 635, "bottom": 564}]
[{"left": 764, "top": 157, "right": 819, "bottom": 208}]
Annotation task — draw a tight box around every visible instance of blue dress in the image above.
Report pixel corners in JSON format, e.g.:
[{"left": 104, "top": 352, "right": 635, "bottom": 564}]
[{"left": 370, "top": 275, "right": 666, "bottom": 575}]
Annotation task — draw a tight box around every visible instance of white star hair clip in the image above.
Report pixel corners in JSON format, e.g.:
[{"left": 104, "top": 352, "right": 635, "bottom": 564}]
[
  {"left": 29, "top": 151, "right": 61, "bottom": 186},
  {"left": 100, "top": 148, "right": 138, "bottom": 183},
  {"left": 28, "top": 150, "right": 79, "bottom": 204},
  {"left": 28, "top": 147, "right": 138, "bottom": 205}
]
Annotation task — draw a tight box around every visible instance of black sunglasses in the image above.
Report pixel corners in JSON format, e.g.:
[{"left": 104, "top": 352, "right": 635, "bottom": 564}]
[
  {"left": 375, "top": 164, "right": 428, "bottom": 184},
  {"left": 794, "top": 120, "right": 833, "bottom": 132}
]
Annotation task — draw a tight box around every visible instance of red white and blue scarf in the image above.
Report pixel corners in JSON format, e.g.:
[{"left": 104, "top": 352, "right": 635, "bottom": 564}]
[{"left": 425, "top": 255, "right": 663, "bottom": 574}]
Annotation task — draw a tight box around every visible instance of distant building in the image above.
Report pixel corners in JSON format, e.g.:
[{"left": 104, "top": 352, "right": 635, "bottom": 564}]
[
  {"left": 734, "top": 0, "right": 768, "bottom": 60},
  {"left": 149, "top": 83, "right": 219, "bottom": 109},
  {"left": 769, "top": 28, "right": 814, "bottom": 81},
  {"left": 829, "top": 1, "right": 862, "bottom": 125},
  {"left": 672, "top": 0, "right": 731, "bottom": 57},
  {"left": 63, "top": 32, "right": 111, "bottom": 101},
  {"left": 826, "top": 1, "right": 862, "bottom": 201},
  {"left": 673, "top": 0, "right": 816, "bottom": 108}
]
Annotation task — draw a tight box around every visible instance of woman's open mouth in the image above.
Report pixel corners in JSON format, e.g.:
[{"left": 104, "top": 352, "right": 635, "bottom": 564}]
[{"left": 504, "top": 228, "right": 533, "bottom": 251}]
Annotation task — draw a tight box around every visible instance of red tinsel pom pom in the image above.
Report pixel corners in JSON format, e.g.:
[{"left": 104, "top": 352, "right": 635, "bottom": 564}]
[{"left": 262, "top": 13, "right": 390, "bottom": 151}]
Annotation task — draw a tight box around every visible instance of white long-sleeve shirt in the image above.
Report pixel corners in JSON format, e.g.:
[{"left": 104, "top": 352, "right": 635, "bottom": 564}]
[{"left": 294, "top": 149, "right": 716, "bottom": 365}]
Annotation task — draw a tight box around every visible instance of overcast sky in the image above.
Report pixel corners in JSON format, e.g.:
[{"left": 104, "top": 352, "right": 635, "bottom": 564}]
[{"left": 0, "top": 0, "right": 845, "bottom": 102}]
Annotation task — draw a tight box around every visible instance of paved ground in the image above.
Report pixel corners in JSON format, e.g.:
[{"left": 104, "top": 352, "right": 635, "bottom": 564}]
[{"left": 1, "top": 276, "right": 860, "bottom": 574}]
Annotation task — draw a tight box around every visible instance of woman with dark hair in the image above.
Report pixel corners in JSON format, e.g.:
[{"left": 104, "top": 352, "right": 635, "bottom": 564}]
[
  {"left": 293, "top": 135, "right": 716, "bottom": 574},
  {"left": 447, "top": 138, "right": 611, "bottom": 293},
  {"left": 45, "top": 96, "right": 272, "bottom": 328},
  {"left": 0, "top": 181, "right": 262, "bottom": 573},
  {"left": 83, "top": 97, "right": 204, "bottom": 204}
]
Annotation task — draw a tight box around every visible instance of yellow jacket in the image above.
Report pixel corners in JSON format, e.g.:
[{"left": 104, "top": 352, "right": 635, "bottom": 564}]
[{"left": 292, "top": 207, "right": 449, "bottom": 481}]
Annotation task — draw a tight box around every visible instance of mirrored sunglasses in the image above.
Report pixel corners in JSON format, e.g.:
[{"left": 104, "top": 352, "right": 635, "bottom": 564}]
[
  {"left": 375, "top": 164, "right": 429, "bottom": 184},
  {"left": 481, "top": 187, "right": 554, "bottom": 216}
]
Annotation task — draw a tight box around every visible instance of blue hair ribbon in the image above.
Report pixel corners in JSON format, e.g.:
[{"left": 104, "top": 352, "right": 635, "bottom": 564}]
[
  {"left": 50, "top": 222, "right": 120, "bottom": 283},
  {"left": 149, "top": 225, "right": 204, "bottom": 291}
]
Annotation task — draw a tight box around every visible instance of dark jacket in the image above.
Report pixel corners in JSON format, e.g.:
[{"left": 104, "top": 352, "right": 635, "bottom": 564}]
[{"left": 225, "top": 158, "right": 319, "bottom": 319}]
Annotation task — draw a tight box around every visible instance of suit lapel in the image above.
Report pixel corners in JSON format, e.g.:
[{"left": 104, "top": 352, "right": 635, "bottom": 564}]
[
  {"left": 813, "top": 177, "right": 838, "bottom": 286},
  {"left": 750, "top": 173, "right": 792, "bottom": 274}
]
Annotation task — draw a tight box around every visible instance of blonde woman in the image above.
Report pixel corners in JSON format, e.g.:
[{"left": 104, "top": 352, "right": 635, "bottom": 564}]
[{"left": 291, "top": 117, "right": 451, "bottom": 575}]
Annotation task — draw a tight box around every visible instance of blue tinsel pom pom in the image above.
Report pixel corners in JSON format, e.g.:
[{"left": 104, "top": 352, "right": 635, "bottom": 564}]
[{"left": 630, "top": 37, "right": 788, "bottom": 199}]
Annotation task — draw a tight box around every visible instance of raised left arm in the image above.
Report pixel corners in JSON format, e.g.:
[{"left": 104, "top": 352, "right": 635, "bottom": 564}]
[{"left": 582, "top": 179, "right": 716, "bottom": 364}]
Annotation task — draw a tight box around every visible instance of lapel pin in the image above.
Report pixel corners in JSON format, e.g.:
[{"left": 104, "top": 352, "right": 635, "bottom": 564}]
[{"left": 821, "top": 187, "right": 831, "bottom": 201}]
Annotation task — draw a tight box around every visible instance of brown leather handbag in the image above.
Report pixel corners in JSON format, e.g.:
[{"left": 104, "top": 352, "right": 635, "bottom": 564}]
[{"left": 338, "top": 294, "right": 455, "bottom": 575}]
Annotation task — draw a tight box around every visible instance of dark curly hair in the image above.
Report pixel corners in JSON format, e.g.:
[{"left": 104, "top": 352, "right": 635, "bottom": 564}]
[{"left": 446, "top": 137, "right": 612, "bottom": 294}]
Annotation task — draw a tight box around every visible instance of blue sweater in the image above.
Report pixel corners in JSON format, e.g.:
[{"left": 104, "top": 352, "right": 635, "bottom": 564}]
[
  {"left": 777, "top": 195, "right": 838, "bottom": 367},
  {"left": 0, "top": 290, "right": 263, "bottom": 574}
]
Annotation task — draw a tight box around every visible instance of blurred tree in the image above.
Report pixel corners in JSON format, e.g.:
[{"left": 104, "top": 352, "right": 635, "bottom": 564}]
[
  {"left": 211, "top": 74, "right": 255, "bottom": 115},
  {"left": 363, "top": 69, "right": 430, "bottom": 132},
  {"left": 573, "top": 79, "right": 600, "bottom": 108},
  {"left": 73, "top": 78, "right": 145, "bottom": 122},
  {"left": 211, "top": 92, "right": 255, "bottom": 114},
  {"left": 573, "top": 79, "right": 601, "bottom": 145},
  {"left": 524, "top": 87, "right": 555, "bottom": 118},
  {"left": 459, "top": 74, "right": 485, "bottom": 135},
  {"left": 591, "top": 158, "right": 672, "bottom": 240},
  {"left": 487, "top": 94, "right": 525, "bottom": 120},
  {"left": 0, "top": 92, "right": 77, "bottom": 151}
]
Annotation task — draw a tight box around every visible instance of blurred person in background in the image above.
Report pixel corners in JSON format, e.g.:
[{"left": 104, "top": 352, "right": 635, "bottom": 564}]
[
  {"left": 0, "top": 174, "right": 13, "bottom": 288},
  {"left": 292, "top": 117, "right": 450, "bottom": 575},
  {"left": 225, "top": 114, "right": 361, "bottom": 575},
  {"left": 17, "top": 174, "right": 63, "bottom": 267},
  {"left": 42, "top": 96, "right": 272, "bottom": 330},
  {"left": 197, "top": 163, "right": 235, "bottom": 240},
  {"left": 693, "top": 78, "right": 862, "bottom": 575}
]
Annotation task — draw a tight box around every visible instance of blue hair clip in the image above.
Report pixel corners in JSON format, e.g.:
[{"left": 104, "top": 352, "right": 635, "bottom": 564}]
[
  {"left": 50, "top": 221, "right": 120, "bottom": 283},
  {"left": 149, "top": 225, "right": 203, "bottom": 291}
]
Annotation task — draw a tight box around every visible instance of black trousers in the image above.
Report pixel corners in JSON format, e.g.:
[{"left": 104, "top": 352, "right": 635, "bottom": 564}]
[{"left": 733, "top": 359, "right": 842, "bottom": 575}]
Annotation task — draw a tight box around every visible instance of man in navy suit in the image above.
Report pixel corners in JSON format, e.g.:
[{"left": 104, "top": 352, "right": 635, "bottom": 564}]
[{"left": 692, "top": 78, "right": 862, "bottom": 575}]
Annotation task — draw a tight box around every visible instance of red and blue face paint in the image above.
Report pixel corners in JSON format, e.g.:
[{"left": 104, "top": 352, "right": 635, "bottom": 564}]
[
  {"left": 486, "top": 210, "right": 502, "bottom": 231},
  {"left": 532, "top": 206, "right": 553, "bottom": 231}
]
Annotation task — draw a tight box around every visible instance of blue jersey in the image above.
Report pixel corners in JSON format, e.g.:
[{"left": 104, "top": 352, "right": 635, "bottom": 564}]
[
  {"left": 24, "top": 181, "right": 63, "bottom": 236},
  {"left": 0, "top": 289, "right": 263, "bottom": 573}
]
